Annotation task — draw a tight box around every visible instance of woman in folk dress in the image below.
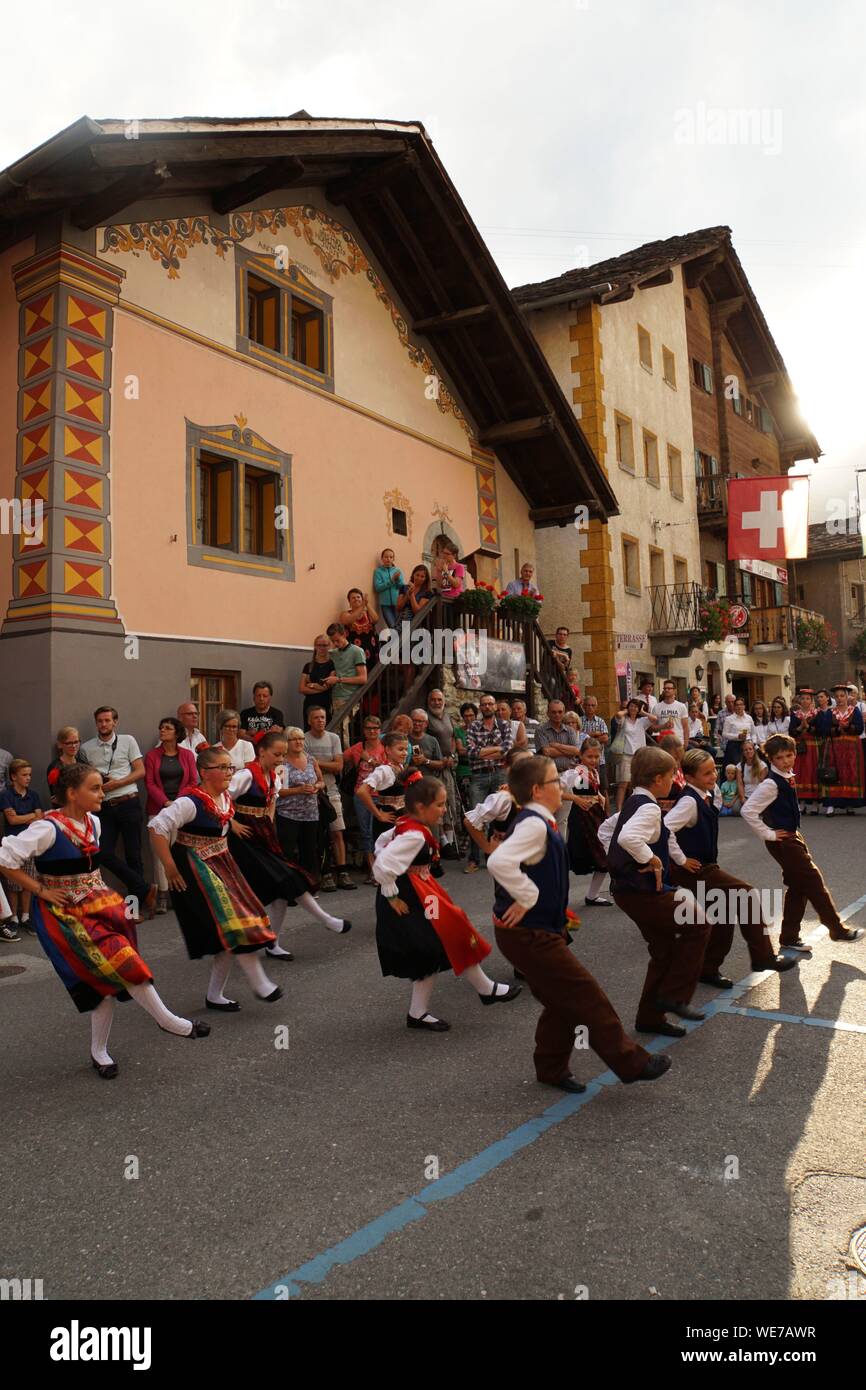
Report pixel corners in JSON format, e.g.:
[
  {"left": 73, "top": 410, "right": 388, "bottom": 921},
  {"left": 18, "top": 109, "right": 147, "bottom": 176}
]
[
  {"left": 0, "top": 764, "right": 209, "bottom": 1080},
  {"left": 149, "top": 747, "right": 281, "bottom": 1013},
  {"left": 561, "top": 739, "right": 612, "bottom": 906},
  {"left": 816, "top": 684, "right": 865, "bottom": 815},
  {"left": 374, "top": 775, "right": 521, "bottom": 1032}
]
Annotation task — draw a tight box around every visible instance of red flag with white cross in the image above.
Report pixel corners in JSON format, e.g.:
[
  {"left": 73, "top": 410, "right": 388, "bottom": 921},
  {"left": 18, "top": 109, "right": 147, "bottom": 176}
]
[{"left": 727, "top": 476, "right": 810, "bottom": 563}]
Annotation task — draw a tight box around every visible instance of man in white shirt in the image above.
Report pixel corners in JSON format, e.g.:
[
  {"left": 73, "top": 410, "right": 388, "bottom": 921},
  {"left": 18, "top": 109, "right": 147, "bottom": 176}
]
[
  {"left": 505, "top": 562, "right": 540, "bottom": 597},
  {"left": 81, "top": 705, "right": 154, "bottom": 912},
  {"left": 486, "top": 752, "right": 671, "bottom": 1092},
  {"left": 654, "top": 680, "right": 689, "bottom": 746},
  {"left": 177, "top": 701, "right": 208, "bottom": 753}
]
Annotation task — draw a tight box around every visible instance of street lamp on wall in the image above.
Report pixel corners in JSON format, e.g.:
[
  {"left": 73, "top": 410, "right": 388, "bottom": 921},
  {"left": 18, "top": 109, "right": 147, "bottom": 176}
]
[{"left": 695, "top": 664, "right": 705, "bottom": 681}]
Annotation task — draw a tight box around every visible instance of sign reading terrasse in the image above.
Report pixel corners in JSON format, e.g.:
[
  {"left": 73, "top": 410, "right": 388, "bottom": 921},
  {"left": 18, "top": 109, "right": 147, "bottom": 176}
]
[{"left": 615, "top": 633, "right": 647, "bottom": 648}]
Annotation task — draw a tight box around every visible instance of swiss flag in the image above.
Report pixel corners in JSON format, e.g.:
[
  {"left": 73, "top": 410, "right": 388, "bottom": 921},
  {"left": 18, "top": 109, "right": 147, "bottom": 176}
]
[{"left": 727, "top": 476, "right": 810, "bottom": 563}]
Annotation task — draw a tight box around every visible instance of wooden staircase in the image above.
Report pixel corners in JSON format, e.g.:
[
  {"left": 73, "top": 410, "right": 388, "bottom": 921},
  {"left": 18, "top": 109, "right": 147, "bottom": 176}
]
[{"left": 325, "top": 596, "right": 575, "bottom": 744}]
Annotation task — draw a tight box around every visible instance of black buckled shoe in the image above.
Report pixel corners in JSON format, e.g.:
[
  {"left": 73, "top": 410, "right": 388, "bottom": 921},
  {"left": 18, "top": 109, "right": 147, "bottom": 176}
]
[
  {"left": 547, "top": 1075, "right": 586, "bottom": 1094},
  {"left": 406, "top": 1013, "right": 450, "bottom": 1032},
  {"left": 480, "top": 982, "right": 522, "bottom": 1005},
  {"left": 654, "top": 999, "right": 705, "bottom": 1021},
  {"left": 205, "top": 999, "right": 241, "bottom": 1012},
  {"left": 699, "top": 973, "right": 733, "bottom": 989},
  {"left": 91, "top": 1056, "right": 119, "bottom": 1080}
]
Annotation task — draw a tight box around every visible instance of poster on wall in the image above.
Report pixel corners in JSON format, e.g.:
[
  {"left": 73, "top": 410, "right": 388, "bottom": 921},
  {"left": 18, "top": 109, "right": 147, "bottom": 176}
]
[
  {"left": 615, "top": 661, "right": 633, "bottom": 705},
  {"left": 454, "top": 631, "right": 526, "bottom": 692}
]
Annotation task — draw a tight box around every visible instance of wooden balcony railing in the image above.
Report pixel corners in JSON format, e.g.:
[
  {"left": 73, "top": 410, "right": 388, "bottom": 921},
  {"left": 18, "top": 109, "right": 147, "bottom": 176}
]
[
  {"left": 648, "top": 582, "right": 703, "bottom": 635},
  {"left": 747, "top": 604, "right": 824, "bottom": 651},
  {"left": 695, "top": 471, "right": 727, "bottom": 517}
]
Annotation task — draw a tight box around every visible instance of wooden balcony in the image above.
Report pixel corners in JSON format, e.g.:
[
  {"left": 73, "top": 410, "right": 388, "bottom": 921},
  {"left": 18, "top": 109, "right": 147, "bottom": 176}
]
[
  {"left": 747, "top": 604, "right": 824, "bottom": 651},
  {"left": 695, "top": 471, "right": 728, "bottom": 532}
]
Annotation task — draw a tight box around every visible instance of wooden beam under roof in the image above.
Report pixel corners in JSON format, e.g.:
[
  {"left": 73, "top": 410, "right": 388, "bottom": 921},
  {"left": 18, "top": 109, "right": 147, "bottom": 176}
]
[
  {"left": 684, "top": 249, "right": 725, "bottom": 287},
  {"left": 710, "top": 295, "right": 746, "bottom": 322},
  {"left": 479, "top": 416, "right": 555, "bottom": 446},
  {"left": 747, "top": 371, "right": 783, "bottom": 390},
  {"left": 326, "top": 150, "right": 418, "bottom": 205},
  {"left": 211, "top": 156, "right": 306, "bottom": 213},
  {"left": 413, "top": 304, "right": 492, "bottom": 333},
  {"left": 90, "top": 134, "right": 409, "bottom": 168},
  {"left": 601, "top": 284, "right": 634, "bottom": 303},
  {"left": 638, "top": 268, "right": 674, "bottom": 289},
  {"left": 69, "top": 161, "right": 172, "bottom": 229}
]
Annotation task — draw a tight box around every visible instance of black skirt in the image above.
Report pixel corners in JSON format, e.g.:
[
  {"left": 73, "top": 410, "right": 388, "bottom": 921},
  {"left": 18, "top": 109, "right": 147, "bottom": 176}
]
[
  {"left": 229, "top": 818, "right": 312, "bottom": 906},
  {"left": 567, "top": 801, "right": 607, "bottom": 875},
  {"left": 375, "top": 874, "right": 451, "bottom": 981}
]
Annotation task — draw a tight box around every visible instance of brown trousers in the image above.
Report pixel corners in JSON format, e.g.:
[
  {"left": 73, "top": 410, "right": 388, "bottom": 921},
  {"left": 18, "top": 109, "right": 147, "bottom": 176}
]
[
  {"left": 612, "top": 888, "right": 710, "bottom": 1029},
  {"left": 668, "top": 863, "right": 777, "bottom": 970},
  {"left": 493, "top": 925, "right": 649, "bottom": 1085},
  {"left": 765, "top": 835, "right": 844, "bottom": 943}
]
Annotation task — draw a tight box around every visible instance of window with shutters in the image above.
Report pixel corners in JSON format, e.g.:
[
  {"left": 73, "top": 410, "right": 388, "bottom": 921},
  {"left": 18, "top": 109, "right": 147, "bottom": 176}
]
[
  {"left": 191, "top": 671, "right": 240, "bottom": 745},
  {"left": 692, "top": 358, "right": 713, "bottom": 393}
]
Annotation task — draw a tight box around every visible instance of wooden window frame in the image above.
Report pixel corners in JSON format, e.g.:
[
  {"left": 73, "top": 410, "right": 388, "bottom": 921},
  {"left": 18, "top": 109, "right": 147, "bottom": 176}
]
[
  {"left": 673, "top": 554, "right": 689, "bottom": 592},
  {"left": 637, "top": 324, "right": 653, "bottom": 373},
  {"left": 662, "top": 345, "right": 677, "bottom": 388},
  {"left": 236, "top": 248, "right": 334, "bottom": 392},
  {"left": 643, "top": 428, "right": 660, "bottom": 487},
  {"left": 615, "top": 412, "right": 635, "bottom": 473},
  {"left": 186, "top": 419, "right": 295, "bottom": 582},
  {"left": 621, "top": 534, "right": 641, "bottom": 595},
  {"left": 692, "top": 358, "right": 713, "bottom": 393},
  {"left": 191, "top": 669, "right": 241, "bottom": 746}
]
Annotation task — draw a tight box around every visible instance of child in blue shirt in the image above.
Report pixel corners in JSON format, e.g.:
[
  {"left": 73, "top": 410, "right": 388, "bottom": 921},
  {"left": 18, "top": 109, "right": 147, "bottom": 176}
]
[
  {"left": 719, "top": 765, "right": 740, "bottom": 816},
  {"left": 373, "top": 548, "right": 403, "bottom": 629},
  {"left": 0, "top": 758, "right": 44, "bottom": 934}
]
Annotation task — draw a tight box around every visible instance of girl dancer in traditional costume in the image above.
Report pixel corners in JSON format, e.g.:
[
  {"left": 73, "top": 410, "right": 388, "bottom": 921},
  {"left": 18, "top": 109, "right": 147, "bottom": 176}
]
[
  {"left": 149, "top": 747, "right": 282, "bottom": 1012},
  {"left": 228, "top": 731, "right": 351, "bottom": 962},
  {"left": 373, "top": 775, "right": 520, "bottom": 1032},
  {"left": 561, "top": 739, "right": 612, "bottom": 906},
  {"left": 0, "top": 764, "right": 209, "bottom": 1079}
]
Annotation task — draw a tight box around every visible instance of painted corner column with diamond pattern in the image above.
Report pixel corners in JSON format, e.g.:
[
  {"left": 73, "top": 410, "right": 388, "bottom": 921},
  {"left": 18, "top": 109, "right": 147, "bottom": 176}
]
[{"left": 4, "top": 245, "right": 124, "bottom": 634}]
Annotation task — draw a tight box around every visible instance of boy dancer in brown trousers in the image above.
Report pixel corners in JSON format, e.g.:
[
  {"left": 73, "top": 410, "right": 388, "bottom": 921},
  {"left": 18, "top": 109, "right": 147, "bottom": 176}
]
[
  {"left": 606, "top": 746, "right": 711, "bottom": 1038},
  {"left": 486, "top": 754, "right": 670, "bottom": 1093},
  {"left": 664, "top": 748, "right": 798, "bottom": 985},
  {"left": 741, "top": 733, "right": 864, "bottom": 950}
]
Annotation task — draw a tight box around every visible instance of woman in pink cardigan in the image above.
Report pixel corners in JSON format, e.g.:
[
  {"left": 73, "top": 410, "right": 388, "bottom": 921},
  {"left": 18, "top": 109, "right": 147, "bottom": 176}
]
[{"left": 144, "top": 717, "right": 198, "bottom": 912}]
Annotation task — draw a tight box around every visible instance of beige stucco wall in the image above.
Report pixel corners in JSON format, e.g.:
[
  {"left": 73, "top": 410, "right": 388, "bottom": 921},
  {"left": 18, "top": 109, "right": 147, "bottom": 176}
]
[
  {"left": 109, "top": 311, "right": 482, "bottom": 645},
  {"left": 598, "top": 266, "right": 701, "bottom": 668},
  {"left": 96, "top": 188, "right": 470, "bottom": 457}
]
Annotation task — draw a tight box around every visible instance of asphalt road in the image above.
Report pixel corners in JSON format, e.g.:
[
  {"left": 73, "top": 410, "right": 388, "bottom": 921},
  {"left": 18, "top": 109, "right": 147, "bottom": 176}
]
[{"left": 2, "top": 815, "right": 865, "bottom": 1302}]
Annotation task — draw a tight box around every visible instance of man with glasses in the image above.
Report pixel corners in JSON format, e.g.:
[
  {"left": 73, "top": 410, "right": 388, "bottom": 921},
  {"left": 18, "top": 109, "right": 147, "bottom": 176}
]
[
  {"left": 177, "top": 701, "right": 209, "bottom": 753},
  {"left": 464, "top": 694, "right": 513, "bottom": 872},
  {"left": 536, "top": 700, "right": 581, "bottom": 838},
  {"left": 82, "top": 706, "right": 155, "bottom": 914}
]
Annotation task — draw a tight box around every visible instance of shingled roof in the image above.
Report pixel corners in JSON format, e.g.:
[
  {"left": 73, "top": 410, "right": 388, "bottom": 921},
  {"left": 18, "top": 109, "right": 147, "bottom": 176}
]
[
  {"left": 512, "top": 226, "right": 820, "bottom": 462},
  {"left": 511, "top": 227, "right": 732, "bottom": 306},
  {"left": 804, "top": 521, "right": 863, "bottom": 562}
]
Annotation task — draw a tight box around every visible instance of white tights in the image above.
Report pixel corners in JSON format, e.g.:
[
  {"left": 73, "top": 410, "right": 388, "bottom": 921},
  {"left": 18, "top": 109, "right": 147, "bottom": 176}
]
[
  {"left": 90, "top": 983, "right": 192, "bottom": 1064},
  {"left": 407, "top": 964, "right": 509, "bottom": 1020}
]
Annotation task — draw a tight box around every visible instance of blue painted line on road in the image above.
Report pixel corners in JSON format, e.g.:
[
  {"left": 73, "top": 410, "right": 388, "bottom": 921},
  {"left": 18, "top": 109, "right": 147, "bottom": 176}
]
[
  {"left": 720, "top": 1005, "right": 866, "bottom": 1036},
  {"left": 254, "top": 898, "right": 866, "bottom": 1300}
]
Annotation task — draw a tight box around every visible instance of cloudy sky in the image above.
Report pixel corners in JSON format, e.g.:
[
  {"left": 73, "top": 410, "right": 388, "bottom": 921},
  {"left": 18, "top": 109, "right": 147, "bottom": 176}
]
[{"left": 4, "top": 0, "right": 863, "bottom": 521}]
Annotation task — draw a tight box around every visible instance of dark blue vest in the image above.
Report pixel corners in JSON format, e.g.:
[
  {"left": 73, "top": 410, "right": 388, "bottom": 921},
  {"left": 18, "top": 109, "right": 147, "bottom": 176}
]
[
  {"left": 608, "top": 791, "right": 670, "bottom": 893},
  {"left": 673, "top": 785, "right": 719, "bottom": 865},
  {"left": 492, "top": 807, "right": 569, "bottom": 934},
  {"left": 761, "top": 770, "right": 800, "bottom": 832}
]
